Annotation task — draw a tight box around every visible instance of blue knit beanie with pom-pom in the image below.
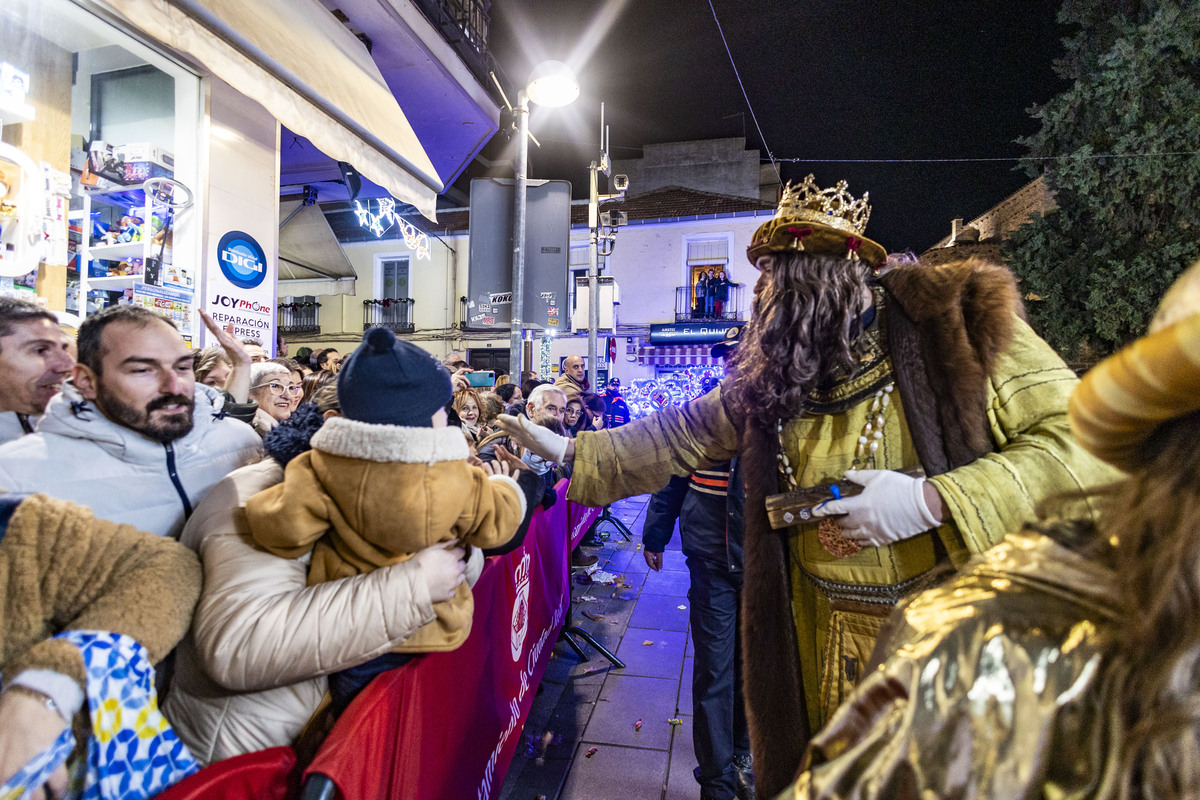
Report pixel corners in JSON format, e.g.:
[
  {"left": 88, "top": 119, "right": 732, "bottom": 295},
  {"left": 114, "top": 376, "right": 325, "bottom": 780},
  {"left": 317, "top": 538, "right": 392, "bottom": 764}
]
[
  {"left": 337, "top": 327, "right": 452, "bottom": 427},
  {"left": 262, "top": 402, "right": 326, "bottom": 466}
]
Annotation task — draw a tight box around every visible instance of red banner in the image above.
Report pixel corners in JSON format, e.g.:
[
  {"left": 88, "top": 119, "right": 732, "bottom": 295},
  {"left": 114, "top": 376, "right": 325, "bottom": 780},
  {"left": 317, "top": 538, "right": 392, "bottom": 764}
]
[{"left": 306, "top": 482, "right": 588, "bottom": 800}]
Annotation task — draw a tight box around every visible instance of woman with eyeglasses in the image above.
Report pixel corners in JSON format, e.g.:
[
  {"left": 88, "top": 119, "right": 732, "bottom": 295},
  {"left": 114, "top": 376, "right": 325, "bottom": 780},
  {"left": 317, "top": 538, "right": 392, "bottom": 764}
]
[
  {"left": 268, "top": 357, "right": 305, "bottom": 414},
  {"left": 248, "top": 362, "right": 300, "bottom": 438},
  {"left": 563, "top": 397, "right": 585, "bottom": 436},
  {"left": 452, "top": 388, "right": 484, "bottom": 445}
]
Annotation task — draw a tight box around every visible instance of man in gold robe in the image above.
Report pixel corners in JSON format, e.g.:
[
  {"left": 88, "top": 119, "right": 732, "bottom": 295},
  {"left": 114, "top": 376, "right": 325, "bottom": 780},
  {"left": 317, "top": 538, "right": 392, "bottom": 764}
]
[
  {"left": 779, "top": 256, "right": 1200, "bottom": 800},
  {"left": 498, "top": 175, "right": 1118, "bottom": 797}
]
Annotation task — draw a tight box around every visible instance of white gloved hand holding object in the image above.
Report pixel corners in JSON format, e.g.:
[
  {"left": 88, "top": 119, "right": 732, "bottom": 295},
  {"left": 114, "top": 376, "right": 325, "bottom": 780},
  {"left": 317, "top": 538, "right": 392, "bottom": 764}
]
[
  {"left": 808, "top": 469, "right": 942, "bottom": 548},
  {"left": 494, "top": 414, "right": 570, "bottom": 464}
]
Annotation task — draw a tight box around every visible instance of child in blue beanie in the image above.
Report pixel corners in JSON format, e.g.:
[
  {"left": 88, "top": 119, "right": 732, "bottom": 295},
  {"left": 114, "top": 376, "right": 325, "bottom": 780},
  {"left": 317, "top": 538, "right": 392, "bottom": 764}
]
[{"left": 246, "top": 327, "right": 527, "bottom": 709}]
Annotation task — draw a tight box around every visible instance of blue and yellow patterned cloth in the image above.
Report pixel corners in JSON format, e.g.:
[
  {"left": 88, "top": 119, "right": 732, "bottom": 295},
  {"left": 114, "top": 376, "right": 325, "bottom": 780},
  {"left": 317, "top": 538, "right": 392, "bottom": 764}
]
[{"left": 0, "top": 631, "right": 197, "bottom": 800}]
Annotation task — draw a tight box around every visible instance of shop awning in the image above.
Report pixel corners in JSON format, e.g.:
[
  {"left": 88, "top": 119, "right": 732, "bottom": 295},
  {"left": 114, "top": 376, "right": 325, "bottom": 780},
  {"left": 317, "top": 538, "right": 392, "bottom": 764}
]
[
  {"left": 637, "top": 345, "right": 720, "bottom": 367},
  {"left": 277, "top": 199, "right": 357, "bottom": 296},
  {"left": 88, "top": 0, "right": 442, "bottom": 220}
]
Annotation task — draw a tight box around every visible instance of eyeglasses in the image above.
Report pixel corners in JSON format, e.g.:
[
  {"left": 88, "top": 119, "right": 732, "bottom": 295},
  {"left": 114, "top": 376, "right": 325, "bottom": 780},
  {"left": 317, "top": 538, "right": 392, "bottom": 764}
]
[{"left": 253, "top": 381, "right": 302, "bottom": 396}]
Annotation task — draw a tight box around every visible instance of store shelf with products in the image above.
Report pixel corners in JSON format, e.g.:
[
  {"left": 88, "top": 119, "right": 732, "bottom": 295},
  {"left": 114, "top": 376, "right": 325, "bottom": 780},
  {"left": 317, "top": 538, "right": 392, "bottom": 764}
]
[
  {"left": 88, "top": 275, "right": 139, "bottom": 290},
  {"left": 72, "top": 177, "right": 195, "bottom": 321}
]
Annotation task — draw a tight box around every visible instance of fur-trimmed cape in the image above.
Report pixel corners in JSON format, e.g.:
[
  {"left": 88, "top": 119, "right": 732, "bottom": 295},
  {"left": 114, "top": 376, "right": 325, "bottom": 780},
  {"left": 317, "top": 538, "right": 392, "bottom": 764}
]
[{"left": 739, "top": 257, "right": 1023, "bottom": 796}]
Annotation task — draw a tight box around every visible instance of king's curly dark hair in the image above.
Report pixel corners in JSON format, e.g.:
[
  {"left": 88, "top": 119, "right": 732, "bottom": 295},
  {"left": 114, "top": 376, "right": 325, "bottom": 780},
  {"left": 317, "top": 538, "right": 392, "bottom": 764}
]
[{"left": 725, "top": 252, "right": 874, "bottom": 428}]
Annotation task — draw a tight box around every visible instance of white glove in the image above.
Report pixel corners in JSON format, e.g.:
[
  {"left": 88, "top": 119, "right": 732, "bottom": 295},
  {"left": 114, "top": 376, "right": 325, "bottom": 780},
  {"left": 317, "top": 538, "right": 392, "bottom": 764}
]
[
  {"left": 494, "top": 414, "right": 569, "bottom": 464},
  {"left": 808, "top": 469, "right": 941, "bottom": 548}
]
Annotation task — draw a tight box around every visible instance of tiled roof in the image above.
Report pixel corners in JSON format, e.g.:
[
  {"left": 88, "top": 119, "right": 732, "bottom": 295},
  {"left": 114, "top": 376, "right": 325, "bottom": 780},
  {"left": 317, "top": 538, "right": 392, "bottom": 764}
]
[
  {"left": 569, "top": 185, "right": 775, "bottom": 226},
  {"left": 434, "top": 208, "right": 470, "bottom": 232}
]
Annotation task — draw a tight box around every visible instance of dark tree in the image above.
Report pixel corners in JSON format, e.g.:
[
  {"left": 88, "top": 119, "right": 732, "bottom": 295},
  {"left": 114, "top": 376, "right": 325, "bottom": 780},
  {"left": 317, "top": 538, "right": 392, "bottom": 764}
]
[{"left": 1005, "top": 0, "right": 1200, "bottom": 366}]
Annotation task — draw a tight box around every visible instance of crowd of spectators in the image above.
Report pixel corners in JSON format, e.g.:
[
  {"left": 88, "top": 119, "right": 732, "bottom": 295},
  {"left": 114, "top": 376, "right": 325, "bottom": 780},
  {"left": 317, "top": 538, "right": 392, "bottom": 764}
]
[{"left": 0, "top": 302, "right": 555, "bottom": 797}]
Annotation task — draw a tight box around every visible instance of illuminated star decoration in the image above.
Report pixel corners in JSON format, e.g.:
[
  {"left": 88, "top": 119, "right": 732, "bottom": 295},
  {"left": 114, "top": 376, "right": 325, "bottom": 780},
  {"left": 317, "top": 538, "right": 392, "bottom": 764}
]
[{"left": 353, "top": 198, "right": 432, "bottom": 260}]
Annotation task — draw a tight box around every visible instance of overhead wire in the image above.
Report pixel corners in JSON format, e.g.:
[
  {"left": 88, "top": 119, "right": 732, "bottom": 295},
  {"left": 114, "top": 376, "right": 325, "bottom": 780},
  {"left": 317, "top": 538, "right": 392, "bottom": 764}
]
[
  {"left": 770, "top": 151, "right": 1200, "bottom": 164},
  {"left": 707, "top": 0, "right": 780, "bottom": 182}
]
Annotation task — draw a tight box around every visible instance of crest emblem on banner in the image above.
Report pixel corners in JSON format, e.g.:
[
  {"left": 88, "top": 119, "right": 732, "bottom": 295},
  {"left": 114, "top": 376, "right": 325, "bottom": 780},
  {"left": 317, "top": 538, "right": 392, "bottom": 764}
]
[{"left": 511, "top": 552, "right": 531, "bottom": 660}]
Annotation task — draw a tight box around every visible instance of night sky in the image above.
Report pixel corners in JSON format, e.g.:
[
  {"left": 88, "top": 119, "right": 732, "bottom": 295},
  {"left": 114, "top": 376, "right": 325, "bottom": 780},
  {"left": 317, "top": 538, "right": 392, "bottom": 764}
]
[{"left": 479, "top": 0, "right": 1070, "bottom": 252}]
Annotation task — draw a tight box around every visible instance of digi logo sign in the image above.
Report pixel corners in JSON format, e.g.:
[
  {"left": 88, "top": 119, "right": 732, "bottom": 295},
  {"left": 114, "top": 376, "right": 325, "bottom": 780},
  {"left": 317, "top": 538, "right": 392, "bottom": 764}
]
[{"left": 217, "top": 230, "right": 267, "bottom": 289}]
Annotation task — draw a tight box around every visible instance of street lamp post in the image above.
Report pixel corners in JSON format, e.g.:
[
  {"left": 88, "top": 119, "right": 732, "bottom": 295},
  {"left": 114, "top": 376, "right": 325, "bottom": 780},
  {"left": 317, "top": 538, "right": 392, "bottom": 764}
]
[
  {"left": 509, "top": 61, "right": 578, "bottom": 378},
  {"left": 509, "top": 90, "right": 530, "bottom": 377},
  {"left": 586, "top": 106, "right": 628, "bottom": 390}
]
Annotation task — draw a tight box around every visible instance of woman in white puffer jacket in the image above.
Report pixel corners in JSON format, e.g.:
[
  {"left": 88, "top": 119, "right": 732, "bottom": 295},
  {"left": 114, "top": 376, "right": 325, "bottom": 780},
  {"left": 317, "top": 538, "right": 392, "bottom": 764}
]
[{"left": 164, "top": 400, "right": 483, "bottom": 764}]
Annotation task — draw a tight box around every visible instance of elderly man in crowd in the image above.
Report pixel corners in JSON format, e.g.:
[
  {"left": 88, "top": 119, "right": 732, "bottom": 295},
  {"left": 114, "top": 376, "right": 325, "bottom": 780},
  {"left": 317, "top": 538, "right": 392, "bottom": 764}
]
[
  {"left": 554, "top": 354, "right": 587, "bottom": 403},
  {"left": 0, "top": 298, "right": 75, "bottom": 445},
  {"left": 477, "top": 383, "right": 567, "bottom": 464},
  {"left": 0, "top": 305, "right": 261, "bottom": 538}
]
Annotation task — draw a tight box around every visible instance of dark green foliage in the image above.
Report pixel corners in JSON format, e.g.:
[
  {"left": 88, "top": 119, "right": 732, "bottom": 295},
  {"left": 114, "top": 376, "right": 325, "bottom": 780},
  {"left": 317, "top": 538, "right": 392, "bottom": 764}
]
[{"left": 1005, "top": 0, "right": 1200, "bottom": 366}]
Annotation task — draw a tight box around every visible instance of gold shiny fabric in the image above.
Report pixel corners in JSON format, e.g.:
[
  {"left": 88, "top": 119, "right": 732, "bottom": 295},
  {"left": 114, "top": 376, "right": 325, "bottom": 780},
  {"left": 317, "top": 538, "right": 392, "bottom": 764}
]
[{"left": 780, "top": 531, "right": 1125, "bottom": 800}]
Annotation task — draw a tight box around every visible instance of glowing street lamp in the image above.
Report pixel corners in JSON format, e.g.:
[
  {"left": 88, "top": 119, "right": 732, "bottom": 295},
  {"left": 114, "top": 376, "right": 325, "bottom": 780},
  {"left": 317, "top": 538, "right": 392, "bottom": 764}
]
[{"left": 510, "top": 61, "right": 579, "bottom": 376}]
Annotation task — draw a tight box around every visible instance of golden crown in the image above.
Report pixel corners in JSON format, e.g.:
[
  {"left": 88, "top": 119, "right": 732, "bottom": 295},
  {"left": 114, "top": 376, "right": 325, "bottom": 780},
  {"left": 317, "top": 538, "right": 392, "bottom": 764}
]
[{"left": 776, "top": 174, "right": 872, "bottom": 235}]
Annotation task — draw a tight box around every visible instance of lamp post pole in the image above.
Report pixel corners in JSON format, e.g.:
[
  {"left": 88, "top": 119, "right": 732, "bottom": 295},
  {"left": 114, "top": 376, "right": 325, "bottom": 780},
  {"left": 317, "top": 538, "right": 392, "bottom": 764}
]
[
  {"left": 509, "top": 90, "right": 530, "bottom": 377},
  {"left": 587, "top": 158, "right": 600, "bottom": 390}
]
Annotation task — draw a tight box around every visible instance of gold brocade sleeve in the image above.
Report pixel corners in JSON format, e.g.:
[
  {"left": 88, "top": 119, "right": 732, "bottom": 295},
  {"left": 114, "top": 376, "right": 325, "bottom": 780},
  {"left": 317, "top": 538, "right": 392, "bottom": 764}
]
[
  {"left": 929, "top": 317, "right": 1123, "bottom": 557},
  {"left": 566, "top": 386, "right": 740, "bottom": 507},
  {"left": 780, "top": 532, "right": 1125, "bottom": 800}
]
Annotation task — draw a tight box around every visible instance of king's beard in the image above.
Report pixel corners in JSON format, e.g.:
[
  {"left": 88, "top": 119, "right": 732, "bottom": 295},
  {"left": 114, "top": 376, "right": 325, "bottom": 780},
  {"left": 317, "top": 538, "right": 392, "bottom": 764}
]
[{"left": 726, "top": 254, "right": 872, "bottom": 428}]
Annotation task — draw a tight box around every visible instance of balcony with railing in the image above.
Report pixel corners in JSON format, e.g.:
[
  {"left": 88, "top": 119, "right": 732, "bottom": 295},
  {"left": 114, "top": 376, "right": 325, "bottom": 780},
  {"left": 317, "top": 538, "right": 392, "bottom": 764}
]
[
  {"left": 364, "top": 298, "right": 415, "bottom": 333},
  {"left": 674, "top": 283, "right": 746, "bottom": 322},
  {"left": 410, "top": 0, "right": 495, "bottom": 86},
  {"left": 277, "top": 301, "right": 321, "bottom": 336}
]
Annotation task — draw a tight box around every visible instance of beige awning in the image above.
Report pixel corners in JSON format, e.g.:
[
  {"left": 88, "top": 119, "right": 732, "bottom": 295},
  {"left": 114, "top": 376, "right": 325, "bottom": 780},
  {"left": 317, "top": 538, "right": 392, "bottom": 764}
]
[
  {"left": 84, "top": 0, "right": 442, "bottom": 220},
  {"left": 278, "top": 199, "right": 356, "bottom": 296}
]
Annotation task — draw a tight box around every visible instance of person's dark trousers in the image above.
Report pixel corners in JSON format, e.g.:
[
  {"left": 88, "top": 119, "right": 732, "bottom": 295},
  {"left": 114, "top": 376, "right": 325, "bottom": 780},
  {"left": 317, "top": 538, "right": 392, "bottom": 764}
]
[
  {"left": 328, "top": 652, "right": 414, "bottom": 716},
  {"left": 687, "top": 555, "right": 749, "bottom": 799}
]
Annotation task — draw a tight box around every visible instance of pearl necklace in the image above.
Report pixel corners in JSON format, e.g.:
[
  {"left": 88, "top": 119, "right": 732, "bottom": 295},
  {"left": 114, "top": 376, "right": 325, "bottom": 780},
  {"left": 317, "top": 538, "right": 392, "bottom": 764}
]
[
  {"left": 776, "top": 382, "right": 894, "bottom": 491},
  {"left": 853, "top": 383, "right": 894, "bottom": 468}
]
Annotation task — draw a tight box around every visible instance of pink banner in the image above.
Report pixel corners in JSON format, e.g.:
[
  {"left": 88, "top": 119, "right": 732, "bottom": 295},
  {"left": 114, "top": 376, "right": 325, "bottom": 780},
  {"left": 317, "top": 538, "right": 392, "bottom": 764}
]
[
  {"left": 306, "top": 482, "right": 596, "bottom": 800},
  {"left": 567, "top": 500, "right": 601, "bottom": 549}
]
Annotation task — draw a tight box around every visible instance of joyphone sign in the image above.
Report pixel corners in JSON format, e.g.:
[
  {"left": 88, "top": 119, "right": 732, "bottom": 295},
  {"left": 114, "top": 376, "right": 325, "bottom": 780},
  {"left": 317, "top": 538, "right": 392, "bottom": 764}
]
[{"left": 217, "top": 230, "right": 267, "bottom": 289}]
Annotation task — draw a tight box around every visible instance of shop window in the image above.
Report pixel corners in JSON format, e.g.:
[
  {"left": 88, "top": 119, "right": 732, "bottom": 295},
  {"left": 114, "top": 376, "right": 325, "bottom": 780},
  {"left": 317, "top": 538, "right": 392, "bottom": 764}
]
[{"left": 2, "top": 0, "right": 200, "bottom": 338}]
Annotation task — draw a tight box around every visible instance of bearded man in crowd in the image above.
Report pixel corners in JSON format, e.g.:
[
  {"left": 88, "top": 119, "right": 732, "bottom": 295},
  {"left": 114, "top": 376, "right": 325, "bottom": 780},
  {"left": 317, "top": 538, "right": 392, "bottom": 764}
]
[
  {"left": 0, "top": 305, "right": 261, "bottom": 538},
  {"left": 499, "top": 174, "right": 1118, "bottom": 796}
]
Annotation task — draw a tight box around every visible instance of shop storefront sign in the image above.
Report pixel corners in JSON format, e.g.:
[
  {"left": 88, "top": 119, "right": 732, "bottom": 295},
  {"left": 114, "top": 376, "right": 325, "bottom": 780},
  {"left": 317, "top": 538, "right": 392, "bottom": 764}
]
[
  {"left": 217, "top": 230, "right": 267, "bottom": 289},
  {"left": 648, "top": 321, "right": 744, "bottom": 345},
  {"left": 206, "top": 228, "right": 276, "bottom": 343}
]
